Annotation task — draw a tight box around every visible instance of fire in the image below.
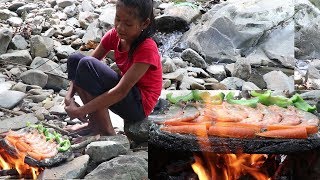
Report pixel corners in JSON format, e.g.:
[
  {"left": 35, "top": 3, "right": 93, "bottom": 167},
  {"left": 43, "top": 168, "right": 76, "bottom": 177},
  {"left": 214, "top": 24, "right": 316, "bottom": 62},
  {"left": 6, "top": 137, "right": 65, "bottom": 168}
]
[
  {"left": 192, "top": 153, "right": 270, "bottom": 180},
  {"left": 0, "top": 148, "right": 41, "bottom": 179}
]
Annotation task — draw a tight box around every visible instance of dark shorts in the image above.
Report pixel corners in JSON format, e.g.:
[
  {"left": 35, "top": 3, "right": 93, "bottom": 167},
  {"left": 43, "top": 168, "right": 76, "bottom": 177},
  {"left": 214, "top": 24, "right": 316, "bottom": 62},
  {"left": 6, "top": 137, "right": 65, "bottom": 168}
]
[{"left": 67, "top": 52, "right": 146, "bottom": 122}]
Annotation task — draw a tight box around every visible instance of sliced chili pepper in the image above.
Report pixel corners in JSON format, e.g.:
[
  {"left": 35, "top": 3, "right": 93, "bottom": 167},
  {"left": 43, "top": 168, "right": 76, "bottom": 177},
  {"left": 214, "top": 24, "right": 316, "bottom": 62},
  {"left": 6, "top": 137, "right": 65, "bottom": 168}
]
[
  {"left": 57, "top": 139, "right": 71, "bottom": 152},
  {"left": 251, "top": 90, "right": 291, "bottom": 108},
  {"left": 166, "top": 92, "right": 194, "bottom": 104},
  {"left": 226, "top": 92, "right": 259, "bottom": 108},
  {"left": 290, "top": 94, "right": 317, "bottom": 112}
]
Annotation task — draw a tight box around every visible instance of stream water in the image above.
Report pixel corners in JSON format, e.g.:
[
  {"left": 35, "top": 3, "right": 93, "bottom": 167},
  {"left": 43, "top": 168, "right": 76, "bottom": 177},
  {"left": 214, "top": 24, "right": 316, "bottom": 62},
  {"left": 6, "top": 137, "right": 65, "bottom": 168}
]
[{"left": 155, "top": 31, "right": 185, "bottom": 58}]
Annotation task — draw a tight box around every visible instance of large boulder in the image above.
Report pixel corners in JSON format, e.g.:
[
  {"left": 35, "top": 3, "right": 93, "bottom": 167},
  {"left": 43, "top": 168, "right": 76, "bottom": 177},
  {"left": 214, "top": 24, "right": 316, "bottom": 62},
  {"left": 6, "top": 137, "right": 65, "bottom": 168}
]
[
  {"left": 295, "top": 0, "right": 320, "bottom": 59},
  {"left": 183, "top": 0, "right": 294, "bottom": 66}
]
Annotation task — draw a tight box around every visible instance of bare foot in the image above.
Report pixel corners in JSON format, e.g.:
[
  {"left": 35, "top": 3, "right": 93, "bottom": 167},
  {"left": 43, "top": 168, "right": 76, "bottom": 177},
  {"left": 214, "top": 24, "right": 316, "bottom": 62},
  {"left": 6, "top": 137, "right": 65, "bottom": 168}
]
[
  {"left": 64, "top": 123, "right": 94, "bottom": 136},
  {"left": 98, "top": 130, "right": 116, "bottom": 136}
]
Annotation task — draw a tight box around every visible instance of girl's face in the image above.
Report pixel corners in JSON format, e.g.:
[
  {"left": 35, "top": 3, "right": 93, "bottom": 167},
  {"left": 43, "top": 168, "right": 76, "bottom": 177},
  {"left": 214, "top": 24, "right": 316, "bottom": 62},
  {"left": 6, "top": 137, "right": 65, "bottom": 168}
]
[{"left": 115, "top": 3, "right": 150, "bottom": 44}]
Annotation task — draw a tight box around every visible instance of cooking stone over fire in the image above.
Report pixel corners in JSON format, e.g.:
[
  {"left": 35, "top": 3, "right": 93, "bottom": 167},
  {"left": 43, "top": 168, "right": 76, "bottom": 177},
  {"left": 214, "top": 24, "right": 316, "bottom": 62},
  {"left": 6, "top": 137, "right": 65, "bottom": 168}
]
[{"left": 150, "top": 90, "right": 320, "bottom": 153}]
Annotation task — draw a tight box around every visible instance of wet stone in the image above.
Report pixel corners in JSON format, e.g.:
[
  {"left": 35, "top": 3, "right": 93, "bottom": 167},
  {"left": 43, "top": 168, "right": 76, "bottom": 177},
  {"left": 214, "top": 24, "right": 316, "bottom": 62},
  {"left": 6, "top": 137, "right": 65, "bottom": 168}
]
[
  {"left": 0, "top": 90, "right": 25, "bottom": 109},
  {"left": 42, "top": 155, "right": 89, "bottom": 179},
  {"left": 0, "top": 114, "right": 38, "bottom": 133},
  {"left": 84, "top": 155, "right": 148, "bottom": 180}
]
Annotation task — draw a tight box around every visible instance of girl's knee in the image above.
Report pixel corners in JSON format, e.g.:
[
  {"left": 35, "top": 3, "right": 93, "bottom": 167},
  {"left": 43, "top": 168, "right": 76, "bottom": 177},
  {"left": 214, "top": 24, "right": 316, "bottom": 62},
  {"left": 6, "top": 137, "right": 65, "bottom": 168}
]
[
  {"left": 78, "top": 56, "right": 95, "bottom": 69},
  {"left": 67, "top": 53, "right": 84, "bottom": 66}
]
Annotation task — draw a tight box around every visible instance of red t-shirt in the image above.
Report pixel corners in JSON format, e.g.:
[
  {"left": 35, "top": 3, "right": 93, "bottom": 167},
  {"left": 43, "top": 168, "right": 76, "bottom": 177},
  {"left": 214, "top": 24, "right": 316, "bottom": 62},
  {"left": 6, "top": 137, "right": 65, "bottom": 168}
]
[{"left": 101, "top": 28, "right": 162, "bottom": 116}]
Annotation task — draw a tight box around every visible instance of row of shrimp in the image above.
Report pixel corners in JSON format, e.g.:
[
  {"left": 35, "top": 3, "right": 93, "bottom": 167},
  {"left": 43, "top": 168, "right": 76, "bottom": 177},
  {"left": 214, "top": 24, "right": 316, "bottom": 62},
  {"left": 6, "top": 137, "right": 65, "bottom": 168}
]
[{"left": 158, "top": 102, "right": 319, "bottom": 139}]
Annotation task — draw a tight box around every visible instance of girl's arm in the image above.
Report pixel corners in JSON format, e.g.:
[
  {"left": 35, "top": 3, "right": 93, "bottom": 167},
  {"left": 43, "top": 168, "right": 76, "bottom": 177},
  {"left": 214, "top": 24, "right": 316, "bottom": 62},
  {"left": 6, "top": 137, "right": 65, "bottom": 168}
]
[
  {"left": 79, "top": 62, "right": 150, "bottom": 116},
  {"left": 64, "top": 81, "right": 76, "bottom": 106},
  {"left": 91, "top": 43, "right": 109, "bottom": 60}
]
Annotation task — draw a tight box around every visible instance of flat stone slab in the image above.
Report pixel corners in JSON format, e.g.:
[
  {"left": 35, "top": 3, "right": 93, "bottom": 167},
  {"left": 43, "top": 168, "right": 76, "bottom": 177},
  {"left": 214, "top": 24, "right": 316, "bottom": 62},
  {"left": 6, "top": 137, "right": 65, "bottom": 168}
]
[
  {"left": 0, "top": 90, "right": 26, "bottom": 109},
  {"left": 41, "top": 155, "right": 89, "bottom": 179},
  {"left": 0, "top": 113, "right": 38, "bottom": 133},
  {"left": 84, "top": 155, "right": 148, "bottom": 180}
]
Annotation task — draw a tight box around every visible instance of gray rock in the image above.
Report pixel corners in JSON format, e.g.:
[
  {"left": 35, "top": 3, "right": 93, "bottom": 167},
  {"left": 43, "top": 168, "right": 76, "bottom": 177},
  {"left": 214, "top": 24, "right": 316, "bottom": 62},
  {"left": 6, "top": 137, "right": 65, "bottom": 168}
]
[
  {"left": 204, "top": 82, "right": 227, "bottom": 90},
  {"left": 232, "top": 58, "right": 252, "bottom": 81},
  {"left": 184, "top": 0, "right": 293, "bottom": 63},
  {"left": 248, "top": 73, "right": 267, "bottom": 89},
  {"left": 85, "top": 140, "right": 129, "bottom": 164},
  {"left": 162, "top": 79, "right": 171, "bottom": 89},
  {"left": 186, "top": 67, "right": 210, "bottom": 78},
  {"left": 0, "top": 9, "right": 16, "bottom": 20},
  {"left": 262, "top": 20, "right": 295, "bottom": 68},
  {"left": 27, "top": 89, "right": 52, "bottom": 96},
  {"left": 16, "top": 3, "right": 38, "bottom": 16},
  {"left": 0, "top": 113, "right": 38, "bottom": 133},
  {"left": 7, "top": 17, "right": 23, "bottom": 27},
  {"left": 306, "top": 65, "right": 320, "bottom": 80},
  {"left": 42, "top": 155, "right": 89, "bottom": 179},
  {"left": 55, "top": 45, "right": 75, "bottom": 59},
  {"left": 10, "top": 35, "right": 28, "bottom": 50},
  {"left": 124, "top": 119, "right": 150, "bottom": 143},
  {"left": 64, "top": 4, "right": 77, "bottom": 18},
  {"left": 98, "top": 4, "right": 116, "bottom": 30},
  {"left": 172, "top": 57, "right": 188, "bottom": 68},
  {"left": 129, "top": 151, "right": 148, "bottom": 161},
  {"left": 49, "top": 104, "right": 67, "bottom": 115},
  {"left": 44, "top": 28, "right": 56, "bottom": 37},
  {"left": 66, "top": 17, "right": 80, "bottom": 28},
  {"left": 220, "top": 77, "right": 245, "bottom": 90},
  {"left": 20, "top": 69, "right": 48, "bottom": 88},
  {"left": 162, "top": 57, "right": 177, "bottom": 73},
  {"left": 164, "top": 4, "right": 201, "bottom": 24},
  {"left": 0, "top": 50, "right": 32, "bottom": 65},
  {"left": 206, "top": 64, "right": 226, "bottom": 81},
  {"left": 8, "top": 2, "right": 25, "bottom": 12},
  {"left": 0, "top": 28, "right": 13, "bottom": 54},
  {"left": 295, "top": 0, "right": 320, "bottom": 59},
  {"left": 45, "top": 74, "right": 69, "bottom": 91},
  {"left": 0, "top": 82, "right": 13, "bottom": 94},
  {"left": 242, "top": 82, "right": 261, "bottom": 90},
  {"left": 300, "top": 90, "right": 320, "bottom": 100},
  {"left": 263, "top": 71, "right": 294, "bottom": 92},
  {"left": 57, "top": 0, "right": 75, "bottom": 8},
  {"left": 310, "top": 60, "right": 320, "bottom": 70},
  {"left": 84, "top": 156, "right": 148, "bottom": 180},
  {"left": 306, "top": 78, "right": 320, "bottom": 89},
  {"left": 0, "top": 90, "right": 26, "bottom": 109},
  {"left": 30, "top": 57, "right": 64, "bottom": 76},
  {"left": 81, "top": 0, "right": 95, "bottom": 12},
  {"left": 79, "top": 11, "right": 97, "bottom": 29},
  {"left": 30, "top": 35, "right": 54, "bottom": 58},
  {"left": 27, "top": 95, "right": 47, "bottom": 103},
  {"left": 82, "top": 21, "right": 103, "bottom": 43},
  {"left": 163, "top": 68, "right": 187, "bottom": 81},
  {"left": 181, "top": 48, "right": 207, "bottom": 68},
  {"left": 62, "top": 26, "right": 74, "bottom": 37},
  {"left": 180, "top": 76, "right": 205, "bottom": 90},
  {"left": 11, "top": 82, "right": 27, "bottom": 93}
]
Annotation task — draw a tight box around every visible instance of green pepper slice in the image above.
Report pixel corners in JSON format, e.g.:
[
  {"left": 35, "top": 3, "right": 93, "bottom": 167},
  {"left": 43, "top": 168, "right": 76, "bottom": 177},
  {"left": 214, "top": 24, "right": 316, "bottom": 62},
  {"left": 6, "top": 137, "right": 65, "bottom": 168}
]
[
  {"left": 251, "top": 90, "right": 291, "bottom": 108},
  {"left": 57, "top": 139, "right": 71, "bottom": 152},
  {"left": 290, "top": 94, "right": 317, "bottom": 112},
  {"left": 226, "top": 92, "right": 259, "bottom": 108}
]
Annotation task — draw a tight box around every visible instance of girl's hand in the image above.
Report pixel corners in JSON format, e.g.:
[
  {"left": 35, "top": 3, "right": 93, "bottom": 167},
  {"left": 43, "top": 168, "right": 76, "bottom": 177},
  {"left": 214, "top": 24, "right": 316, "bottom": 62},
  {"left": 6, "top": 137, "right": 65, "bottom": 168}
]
[
  {"left": 64, "top": 99, "right": 86, "bottom": 120},
  {"left": 64, "top": 97, "right": 72, "bottom": 106}
]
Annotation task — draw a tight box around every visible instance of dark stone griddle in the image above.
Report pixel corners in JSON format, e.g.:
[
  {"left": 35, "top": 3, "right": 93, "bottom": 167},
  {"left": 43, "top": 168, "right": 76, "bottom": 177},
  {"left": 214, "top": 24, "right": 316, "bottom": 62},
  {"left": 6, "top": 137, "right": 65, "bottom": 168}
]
[
  {"left": 150, "top": 123, "right": 320, "bottom": 154},
  {"left": 0, "top": 138, "right": 72, "bottom": 167}
]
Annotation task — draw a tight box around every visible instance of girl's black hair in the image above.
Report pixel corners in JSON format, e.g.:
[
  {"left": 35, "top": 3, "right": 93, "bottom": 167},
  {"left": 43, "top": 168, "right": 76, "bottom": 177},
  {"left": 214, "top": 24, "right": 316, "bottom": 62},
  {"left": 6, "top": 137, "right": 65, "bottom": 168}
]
[{"left": 117, "top": 0, "right": 156, "bottom": 60}]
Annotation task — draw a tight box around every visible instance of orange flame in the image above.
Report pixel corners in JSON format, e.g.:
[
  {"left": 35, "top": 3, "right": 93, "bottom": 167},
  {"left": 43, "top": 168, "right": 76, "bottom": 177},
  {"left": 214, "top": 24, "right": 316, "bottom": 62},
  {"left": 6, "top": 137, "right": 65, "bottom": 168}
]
[
  {"left": 0, "top": 148, "right": 41, "bottom": 179},
  {"left": 191, "top": 153, "right": 270, "bottom": 180}
]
